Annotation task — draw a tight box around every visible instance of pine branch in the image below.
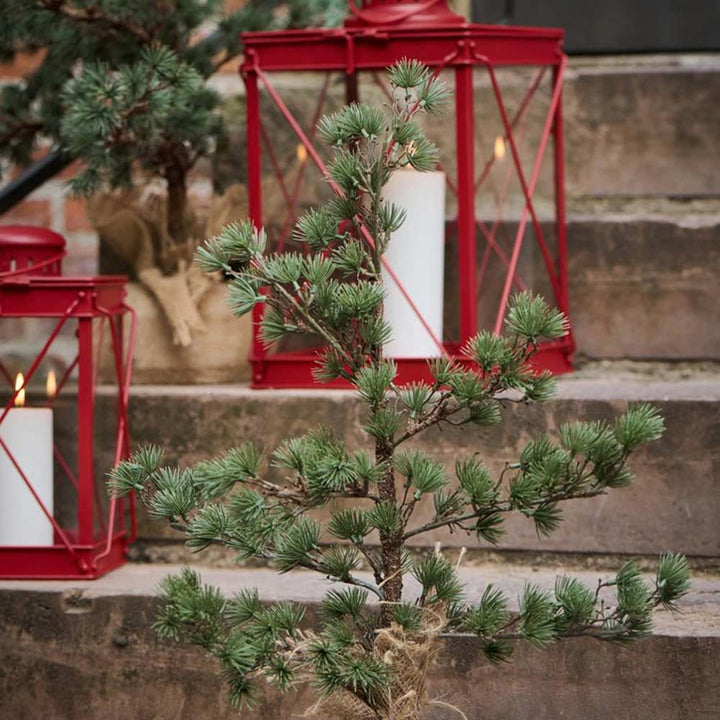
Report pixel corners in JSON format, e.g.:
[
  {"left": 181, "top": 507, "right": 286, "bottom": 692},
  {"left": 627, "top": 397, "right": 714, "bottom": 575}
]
[
  {"left": 37, "top": 0, "right": 158, "bottom": 43},
  {"left": 0, "top": 118, "right": 44, "bottom": 148},
  {"left": 403, "top": 488, "right": 606, "bottom": 540},
  {"left": 170, "top": 520, "right": 384, "bottom": 599}
]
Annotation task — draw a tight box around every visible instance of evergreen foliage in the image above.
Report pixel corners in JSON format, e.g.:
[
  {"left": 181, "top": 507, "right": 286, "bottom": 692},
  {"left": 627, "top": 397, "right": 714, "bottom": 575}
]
[
  {"left": 109, "top": 61, "right": 689, "bottom": 715},
  {"left": 0, "top": 0, "right": 346, "bottom": 271}
]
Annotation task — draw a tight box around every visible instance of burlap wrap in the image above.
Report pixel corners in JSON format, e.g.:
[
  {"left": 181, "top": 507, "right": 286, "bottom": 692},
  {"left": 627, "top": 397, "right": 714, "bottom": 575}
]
[
  {"left": 87, "top": 183, "right": 247, "bottom": 346},
  {"left": 307, "top": 607, "right": 445, "bottom": 720}
]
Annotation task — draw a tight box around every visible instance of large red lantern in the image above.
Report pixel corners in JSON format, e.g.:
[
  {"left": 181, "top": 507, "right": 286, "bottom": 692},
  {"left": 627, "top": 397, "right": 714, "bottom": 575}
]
[
  {"left": 241, "top": 0, "right": 574, "bottom": 388},
  {"left": 0, "top": 225, "right": 136, "bottom": 578}
]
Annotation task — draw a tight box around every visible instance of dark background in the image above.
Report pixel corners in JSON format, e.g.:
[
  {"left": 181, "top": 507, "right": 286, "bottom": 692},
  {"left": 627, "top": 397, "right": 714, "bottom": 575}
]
[{"left": 471, "top": 0, "right": 720, "bottom": 53}]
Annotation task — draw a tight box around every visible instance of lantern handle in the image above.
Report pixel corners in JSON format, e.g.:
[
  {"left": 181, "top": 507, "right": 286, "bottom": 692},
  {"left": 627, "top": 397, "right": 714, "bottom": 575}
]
[{"left": 348, "top": 0, "right": 445, "bottom": 25}]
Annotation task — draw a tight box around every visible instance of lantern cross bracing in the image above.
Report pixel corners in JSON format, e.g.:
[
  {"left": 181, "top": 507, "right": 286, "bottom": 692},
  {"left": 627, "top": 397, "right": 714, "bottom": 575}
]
[
  {"left": 0, "top": 226, "right": 136, "bottom": 579},
  {"left": 242, "top": 0, "right": 574, "bottom": 388}
]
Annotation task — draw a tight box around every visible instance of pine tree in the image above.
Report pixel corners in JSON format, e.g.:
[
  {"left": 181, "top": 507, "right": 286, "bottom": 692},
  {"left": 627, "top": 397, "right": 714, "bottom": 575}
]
[
  {"left": 0, "top": 0, "right": 346, "bottom": 273},
  {"left": 109, "top": 61, "right": 690, "bottom": 718}
]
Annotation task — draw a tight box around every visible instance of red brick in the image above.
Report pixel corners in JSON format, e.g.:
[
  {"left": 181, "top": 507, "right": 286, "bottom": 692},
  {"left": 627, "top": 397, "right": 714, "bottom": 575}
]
[
  {"left": 5, "top": 144, "right": 54, "bottom": 181},
  {"left": 1, "top": 199, "right": 52, "bottom": 227},
  {"left": 58, "top": 159, "right": 84, "bottom": 181},
  {"left": 0, "top": 50, "right": 46, "bottom": 79}
]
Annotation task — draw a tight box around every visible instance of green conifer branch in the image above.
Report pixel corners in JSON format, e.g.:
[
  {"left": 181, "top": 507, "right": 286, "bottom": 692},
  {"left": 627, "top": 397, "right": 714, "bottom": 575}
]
[{"left": 107, "top": 60, "right": 690, "bottom": 715}]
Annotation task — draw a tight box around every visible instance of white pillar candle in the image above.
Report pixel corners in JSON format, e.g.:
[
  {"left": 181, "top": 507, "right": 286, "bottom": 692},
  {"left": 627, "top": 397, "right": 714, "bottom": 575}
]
[
  {"left": 382, "top": 169, "right": 446, "bottom": 358},
  {"left": 0, "top": 375, "right": 54, "bottom": 546}
]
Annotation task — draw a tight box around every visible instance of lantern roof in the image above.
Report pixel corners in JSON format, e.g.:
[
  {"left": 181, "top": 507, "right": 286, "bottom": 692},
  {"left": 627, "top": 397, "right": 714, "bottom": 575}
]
[
  {"left": 343, "top": 0, "right": 465, "bottom": 28},
  {"left": 241, "top": 7, "right": 563, "bottom": 72},
  {"left": 0, "top": 225, "right": 65, "bottom": 251}
]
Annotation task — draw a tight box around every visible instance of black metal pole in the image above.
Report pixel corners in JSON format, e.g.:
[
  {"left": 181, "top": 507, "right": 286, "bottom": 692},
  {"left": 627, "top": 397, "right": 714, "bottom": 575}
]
[{"left": 0, "top": 150, "right": 72, "bottom": 216}]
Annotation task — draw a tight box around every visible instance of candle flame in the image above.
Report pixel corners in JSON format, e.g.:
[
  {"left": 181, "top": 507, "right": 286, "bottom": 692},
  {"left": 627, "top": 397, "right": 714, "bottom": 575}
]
[
  {"left": 296, "top": 143, "right": 308, "bottom": 163},
  {"left": 14, "top": 372, "right": 25, "bottom": 408},
  {"left": 494, "top": 135, "right": 506, "bottom": 161},
  {"left": 46, "top": 370, "right": 57, "bottom": 399}
]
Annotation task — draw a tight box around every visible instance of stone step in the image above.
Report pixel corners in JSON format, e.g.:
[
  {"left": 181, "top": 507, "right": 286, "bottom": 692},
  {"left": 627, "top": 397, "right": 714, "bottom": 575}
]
[
  {"left": 563, "top": 54, "right": 720, "bottom": 199},
  {"left": 1, "top": 562, "right": 718, "bottom": 720},
  {"left": 452, "top": 207, "right": 720, "bottom": 361},
  {"left": 565, "top": 206, "right": 720, "bottom": 361},
  {"left": 87, "top": 369, "right": 720, "bottom": 559},
  {"left": 118, "top": 208, "right": 720, "bottom": 387}
]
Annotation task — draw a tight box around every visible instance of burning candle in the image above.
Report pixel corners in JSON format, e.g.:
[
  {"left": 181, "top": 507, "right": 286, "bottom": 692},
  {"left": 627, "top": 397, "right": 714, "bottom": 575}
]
[
  {"left": 0, "top": 372, "right": 54, "bottom": 546},
  {"left": 494, "top": 135, "right": 506, "bottom": 161},
  {"left": 382, "top": 168, "right": 446, "bottom": 358}
]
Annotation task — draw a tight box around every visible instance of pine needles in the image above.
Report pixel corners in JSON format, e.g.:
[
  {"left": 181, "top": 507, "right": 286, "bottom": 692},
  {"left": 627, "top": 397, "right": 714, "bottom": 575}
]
[{"left": 106, "top": 60, "right": 690, "bottom": 718}]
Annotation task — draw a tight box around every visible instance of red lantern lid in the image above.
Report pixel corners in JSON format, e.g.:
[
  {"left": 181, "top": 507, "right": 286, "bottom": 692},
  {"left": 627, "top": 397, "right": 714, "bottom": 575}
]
[
  {"left": 0, "top": 225, "right": 66, "bottom": 278},
  {"left": 345, "top": 0, "right": 465, "bottom": 27}
]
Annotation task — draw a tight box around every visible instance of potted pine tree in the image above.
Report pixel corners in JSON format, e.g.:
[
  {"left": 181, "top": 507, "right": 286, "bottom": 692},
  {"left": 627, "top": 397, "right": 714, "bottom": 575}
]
[{"left": 109, "top": 61, "right": 689, "bottom": 718}]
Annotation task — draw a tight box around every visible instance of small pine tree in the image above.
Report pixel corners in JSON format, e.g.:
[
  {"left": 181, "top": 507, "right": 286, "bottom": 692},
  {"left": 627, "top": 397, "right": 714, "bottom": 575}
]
[
  {"left": 0, "top": 0, "right": 346, "bottom": 274},
  {"left": 109, "top": 61, "right": 690, "bottom": 719}
]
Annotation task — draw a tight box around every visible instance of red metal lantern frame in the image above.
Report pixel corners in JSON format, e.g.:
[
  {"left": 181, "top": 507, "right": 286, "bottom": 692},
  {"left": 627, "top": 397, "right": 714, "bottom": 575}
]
[
  {"left": 0, "top": 226, "right": 136, "bottom": 579},
  {"left": 242, "top": 0, "right": 575, "bottom": 388}
]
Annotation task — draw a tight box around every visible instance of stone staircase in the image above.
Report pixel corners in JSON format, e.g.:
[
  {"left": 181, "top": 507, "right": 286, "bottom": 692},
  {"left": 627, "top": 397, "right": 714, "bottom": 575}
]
[
  {"left": 117, "top": 369, "right": 720, "bottom": 559},
  {"left": 2, "top": 563, "right": 719, "bottom": 720},
  {"left": 1, "top": 53, "right": 720, "bottom": 719}
]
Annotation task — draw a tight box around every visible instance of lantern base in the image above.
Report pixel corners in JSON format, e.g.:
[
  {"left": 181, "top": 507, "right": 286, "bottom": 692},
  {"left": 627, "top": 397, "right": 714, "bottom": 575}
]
[
  {"left": 250, "top": 339, "right": 574, "bottom": 389},
  {"left": 0, "top": 530, "right": 130, "bottom": 579}
]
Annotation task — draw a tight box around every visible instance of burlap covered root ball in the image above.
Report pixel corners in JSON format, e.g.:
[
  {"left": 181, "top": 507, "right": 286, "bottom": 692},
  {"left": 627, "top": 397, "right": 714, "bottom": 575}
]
[{"left": 307, "top": 607, "right": 446, "bottom": 720}]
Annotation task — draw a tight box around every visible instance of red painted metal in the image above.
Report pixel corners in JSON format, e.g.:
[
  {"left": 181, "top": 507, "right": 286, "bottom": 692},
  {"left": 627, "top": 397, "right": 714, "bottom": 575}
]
[
  {"left": 0, "top": 225, "right": 136, "bottom": 579},
  {"left": 454, "top": 54, "right": 477, "bottom": 345},
  {"left": 0, "top": 224, "right": 65, "bottom": 277},
  {"left": 346, "top": 0, "right": 465, "bottom": 26},
  {"left": 241, "top": 0, "right": 574, "bottom": 388}
]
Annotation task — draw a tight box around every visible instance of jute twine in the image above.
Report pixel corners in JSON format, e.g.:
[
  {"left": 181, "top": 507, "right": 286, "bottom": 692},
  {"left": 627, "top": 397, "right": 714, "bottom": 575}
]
[{"left": 306, "top": 605, "right": 448, "bottom": 720}]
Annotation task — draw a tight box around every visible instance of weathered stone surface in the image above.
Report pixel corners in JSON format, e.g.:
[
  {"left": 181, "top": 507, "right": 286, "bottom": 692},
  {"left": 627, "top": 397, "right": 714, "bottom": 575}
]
[
  {"left": 567, "top": 216, "right": 720, "bottom": 360},
  {"left": 447, "top": 212, "right": 720, "bottom": 361},
  {"left": 1, "top": 564, "right": 718, "bottom": 720},
  {"left": 563, "top": 56, "right": 720, "bottom": 198},
  {"left": 89, "top": 374, "right": 720, "bottom": 557}
]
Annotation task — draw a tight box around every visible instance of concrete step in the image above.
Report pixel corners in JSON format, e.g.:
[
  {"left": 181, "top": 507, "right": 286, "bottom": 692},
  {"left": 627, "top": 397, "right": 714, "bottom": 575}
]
[
  {"left": 86, "top": 368, "right": 720, "bottom": 559},
  {"left": 1, "top": 562, "right": 718, "bottom": 720},
  {"left": 566, "top": 205, "right": 720, "bottom": 361},
  {"left": 452, "top": 205, "right": 720, "bottom": 361},
  {"left": 563, "top": 54, "right": 720, "bottom": 199}
]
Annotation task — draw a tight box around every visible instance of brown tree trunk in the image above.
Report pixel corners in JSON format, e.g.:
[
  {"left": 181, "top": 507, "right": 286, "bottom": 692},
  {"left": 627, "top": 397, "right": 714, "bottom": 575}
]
[
  {"left": 376, "top": 434, "right": 402, "bottom": 626},
  {"left": 161, "top": 161, "right": 190, "bottom": 275}
]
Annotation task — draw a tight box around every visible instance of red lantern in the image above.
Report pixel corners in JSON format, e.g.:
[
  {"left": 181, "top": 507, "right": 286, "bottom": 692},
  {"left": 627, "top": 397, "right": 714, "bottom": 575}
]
[
  {"left": 0, "top": 225, "right": 136, "bottom": 578},
  {"left": 241, "top": 0, "right": 574, "bottom": 388}
]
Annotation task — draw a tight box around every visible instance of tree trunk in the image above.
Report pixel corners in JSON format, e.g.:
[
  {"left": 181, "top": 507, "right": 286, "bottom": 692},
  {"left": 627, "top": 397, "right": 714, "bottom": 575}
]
[
  {"left": 376, "top": 434, "right": 402, "bottom": 626},
  {"left": 162, "top": 161, "right": 190, "bottom": 275}
]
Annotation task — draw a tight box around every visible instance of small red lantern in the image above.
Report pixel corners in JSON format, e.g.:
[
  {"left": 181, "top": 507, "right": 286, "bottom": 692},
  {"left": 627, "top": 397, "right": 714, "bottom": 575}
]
[
  {"left": 241, "top": 0, "right": 574, "bottom": 388},
  {"left": 0, "top": 225, "right": 136, "bottom": 578}
]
